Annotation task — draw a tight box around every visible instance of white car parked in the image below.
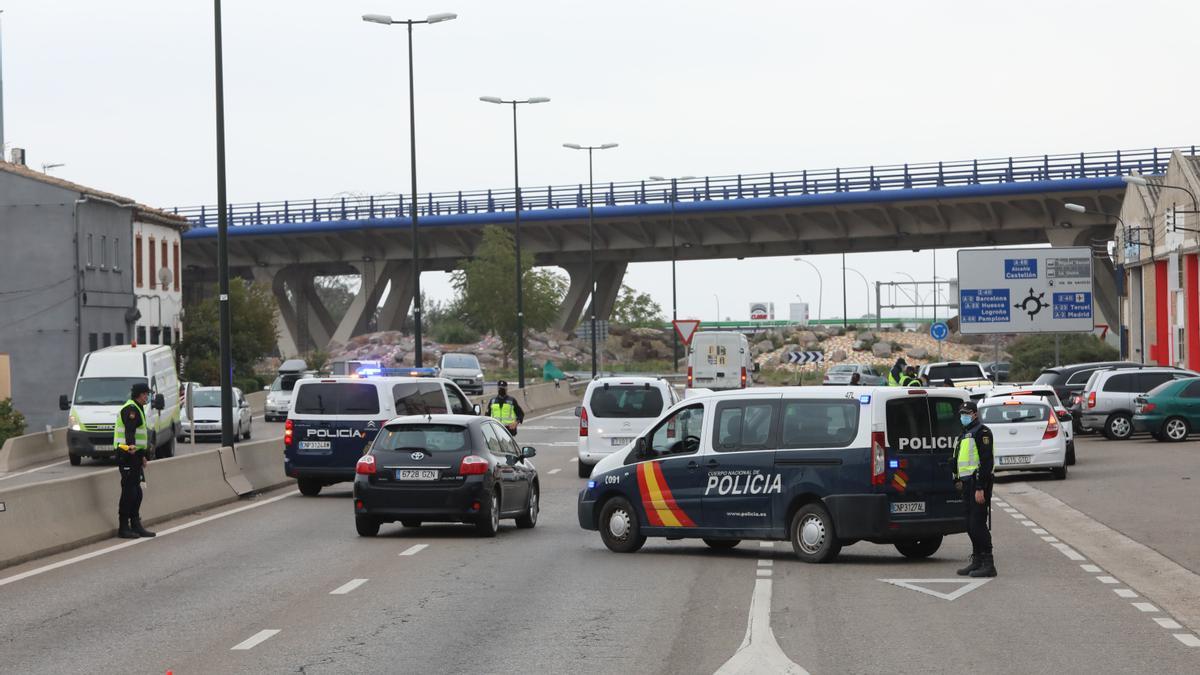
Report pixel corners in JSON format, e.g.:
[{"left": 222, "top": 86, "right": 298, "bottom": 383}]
[
  {"left": 576, "top": 377, "right": 678, "bottom": 478},
  {"left": 977, "top": 396, "right": 1067, "bottom": 480},
  {"left": 180, "top": 386, "right": 253, "bottom": 441},
  {"left": 984, "top": 385, "right": 1076, "bottom": 466}
]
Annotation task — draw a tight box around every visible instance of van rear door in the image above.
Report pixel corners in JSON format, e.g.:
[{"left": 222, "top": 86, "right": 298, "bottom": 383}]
[
  {"left": 883, "top": 393, "right": 961, "bottom": 518},
  {"left": 289, "top": 382, "right": 386, "bottom": 475}
]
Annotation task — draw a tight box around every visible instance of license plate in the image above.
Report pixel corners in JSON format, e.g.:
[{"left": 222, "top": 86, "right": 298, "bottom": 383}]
[
  {"left": 610, "top": 437, "right": 634, "bottom": 447},
  {"left": 999, "top": 455, "right": 1032, "bottom": 465},
  {"left": 398, "top": 469, "right": 439, "bottom": 481},
  {"left": 455, "top": 379, "right": 471, "bottom": 385},
  {"left": 890, "top": 501, "right": 926, "bottom": 514},
  {"left": 298, "top": 440, "right": 331, "bottom": 450}
]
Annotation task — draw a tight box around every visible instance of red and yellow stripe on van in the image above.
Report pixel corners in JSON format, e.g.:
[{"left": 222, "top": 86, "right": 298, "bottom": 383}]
[{"left": 636, "top": 462, "right": 696, "bottom": 527}]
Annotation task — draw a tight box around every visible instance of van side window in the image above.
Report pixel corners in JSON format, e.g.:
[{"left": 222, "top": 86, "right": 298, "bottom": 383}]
[
  {"left": 393, "top": 382, "right": 447, "bottom": 415},
  {"left": 644, "top": 405, "right": 705, "bottom": 459},
  {"left": 714, "top": 401, "right": 776, "bottom": 452},
  {"left": 1066, "top": 369, "right": 1095, "bottom": 385},
  {"left": 1104, "top": 373, "right": 1137, "bottom": 393},
  {"left": 780, "top": 400, "right": 859, "bottom": 448},
  {"left": 929, "top": 398, "right": 961, "bottom": 439}
]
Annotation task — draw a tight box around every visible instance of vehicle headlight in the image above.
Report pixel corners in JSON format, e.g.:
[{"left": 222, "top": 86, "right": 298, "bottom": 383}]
[
  {"left": 475, "top": 374, "right": 484, "bottom": 381},
  {"left": 68, "top": 411, "right": 81, "bottom": 431}
]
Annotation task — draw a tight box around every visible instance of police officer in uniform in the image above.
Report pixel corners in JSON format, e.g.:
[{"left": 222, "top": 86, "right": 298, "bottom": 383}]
[
  {"left": 115, "top": 383, "right": 156, "bottom": 539},
  {"left": 487, "top": 380, "right": 525, "bottom": 436},
  {"left": 954, "top": 401, "right": 995, "bottom": 577},
  {"left": 902, "top": 365, "right": 921, "bottom": 386},
  {"left": 887, "top": 357, "right": 907, "bottom": 386}
]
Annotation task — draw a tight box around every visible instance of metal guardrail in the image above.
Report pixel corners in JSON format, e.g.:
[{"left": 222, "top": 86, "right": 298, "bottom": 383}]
[{"left": 174, "top": 146, "right": 1192, "bottom": 229}]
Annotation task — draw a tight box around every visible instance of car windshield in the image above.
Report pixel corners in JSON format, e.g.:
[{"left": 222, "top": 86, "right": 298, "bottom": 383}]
[
  {"left": 373, "top": 424, "right": 469, "bottom": 452},
  {"left": 441, "top": 354, "right": 479, "bottom": 369},
  {"left": 73, "top": 377, "right": 146, "bottom": 406},
  {"left": 588, "top": 385, "right": 665, "bottom": 418},
  {"left": 293, "top": 383, "right": 380, "bottom": 415},
  {"left": 272, "top": 373, "right": 303, "bottom": 392},
  {"left": 1033, "top": 371, "right": 1061, "bottom": 385},
  {"left": 829, "top": 365, "right": 858, "bottom": 373},
  {"left": 189, "top": 390, "right": 223, "bottom": 407},
  {"left": 926, "top": 364, "right": 986, "bottom": 380},
  {"left": 981, "top": 404, "right": 1049, "bottom": 424}
]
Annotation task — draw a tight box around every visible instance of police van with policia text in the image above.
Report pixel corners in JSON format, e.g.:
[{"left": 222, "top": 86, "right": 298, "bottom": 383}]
[{"left": 578, "top": 385, "right": 971, "bottom": 562}]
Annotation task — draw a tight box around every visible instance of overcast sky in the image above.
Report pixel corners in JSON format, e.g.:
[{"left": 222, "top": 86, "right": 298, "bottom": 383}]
[{"left": 3, "top": 0, "right": 1197, "bottom": 322}]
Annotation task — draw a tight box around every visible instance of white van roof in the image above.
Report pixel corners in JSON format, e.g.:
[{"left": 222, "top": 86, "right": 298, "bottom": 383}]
[
  {"left": 678, "top": 385, "right": 969, "bottom": 405},
  {"left": 81, "top": 344, "right": 173, "bottom": 377}
]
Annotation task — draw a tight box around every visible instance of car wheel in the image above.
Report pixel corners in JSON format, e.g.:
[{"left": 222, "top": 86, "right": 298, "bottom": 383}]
[
  {"left": 1103, "top": 413, "right": 1133, "bottom": 441},
  {"left": 69, "top": 453, "right": 82, "bottom": 466},
  {"left": 242, "top": 420, "right": 252, "bottom": 440},
  {"left": 1163, "top": 417, "right": 1191, "bottom": 442},
  {"left": 1051, "top": 464, "right": 1068, "bottom": 480},
  {"left": 894, "top": 537, "right": 943, "bottom": 559},
  {"left": 702, "top": 538, "right": 740, "bottom": 550},
  {"left": 577, "top": 461, "right": 590, "bottom": 478},
  {"left": 516, "top": 483, "right": 539, "bottom": 529},
  {"left": 156, "top": 437, "right": 175, "bottom": 459},
  {"left": 790, "top": 503, "right": 841, "bottom": 563},
  {"left": 1066, "top": 441, "right": 1076, "bottom": 466},
  {"left": 355, "top": 515, "right": 380, "bottom": 537},
  {"left": 598, "top": 497, "right": 646, "bottom": 553},
  {"left": 401, "top": 519, "right": 422, "bottom": 528},
  {"left": 475, "top": 491, "right": 500, "bottom": 537},
  {"left": 297, "top": 478, "right": 322, "bottom": 497}
]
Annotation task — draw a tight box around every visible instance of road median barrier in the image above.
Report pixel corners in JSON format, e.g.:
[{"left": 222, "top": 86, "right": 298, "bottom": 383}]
[
  {"left": 231, "top": 438, "right": 290, "bottom": 493},
  {"left": 0, "top": 427, "right": 68, "bottom": 474}
]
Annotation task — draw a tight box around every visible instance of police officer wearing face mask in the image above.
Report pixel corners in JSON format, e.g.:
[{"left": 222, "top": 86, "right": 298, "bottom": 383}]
[
  {"left": 487, "top": 380, "right": 525, "bottom": 436},
  {"left": 954, "top": 401, "right": 995, "bottom": 577}
]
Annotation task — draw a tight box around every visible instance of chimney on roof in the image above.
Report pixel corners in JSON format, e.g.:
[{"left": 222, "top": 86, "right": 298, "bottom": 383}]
[{"left": 10, "top": 147, "right": 25, "bottom": 166}]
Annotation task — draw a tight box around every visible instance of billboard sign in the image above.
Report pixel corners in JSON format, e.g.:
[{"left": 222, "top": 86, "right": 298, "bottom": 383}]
[
  {"left": 957, "top": 247, "right": 1094, "bottom": 334},
  {"left": 749, "top": 302, "right": 774, "bottom": 321}
]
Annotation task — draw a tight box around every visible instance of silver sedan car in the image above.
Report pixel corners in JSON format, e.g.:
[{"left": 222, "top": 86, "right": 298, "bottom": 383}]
[{"left": 823, "top": 364, "right": 885, "bottom": 386}]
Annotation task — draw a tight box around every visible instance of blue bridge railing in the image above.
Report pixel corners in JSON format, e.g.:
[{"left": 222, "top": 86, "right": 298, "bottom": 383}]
[{"left": 174, "top": 146, "right": 1192, "bottom": 229}]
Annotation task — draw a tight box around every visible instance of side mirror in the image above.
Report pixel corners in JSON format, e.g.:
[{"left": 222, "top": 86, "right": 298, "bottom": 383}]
[
  {"left": 59, "top": 394, "right": 70, "bottom": 411},
  {"left": 153, "top": 393, "right": 166, "bottom": 411},
  {"left": 574, "top": 406, "right": 582, "bottom": 417},
  {"left": 473, "top": 403, "right": 482, "bottom": 416},
  {"left": 521, "top": 446, "right": 537, "bottom": 458}
]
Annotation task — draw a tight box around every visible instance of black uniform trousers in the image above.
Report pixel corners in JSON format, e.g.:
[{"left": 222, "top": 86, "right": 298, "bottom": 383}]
[
  {"left": 118, "top": 464, "right": 143, "bottom": 519},
  {"left": 962, "top": 475, "right": 992, "bottom": 555}
]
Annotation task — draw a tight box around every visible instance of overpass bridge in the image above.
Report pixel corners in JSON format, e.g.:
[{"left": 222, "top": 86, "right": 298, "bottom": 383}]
[{"left": 178, "top": 146, "right": 1195, "bottom": 356}]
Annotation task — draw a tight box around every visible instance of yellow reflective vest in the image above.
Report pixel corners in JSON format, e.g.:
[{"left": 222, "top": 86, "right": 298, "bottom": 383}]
[{"left": 113, "top": 400, "right": 148, "bottom": 452}]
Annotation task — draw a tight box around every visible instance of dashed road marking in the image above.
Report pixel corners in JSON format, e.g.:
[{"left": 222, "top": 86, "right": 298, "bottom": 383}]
[
  {"left": 1132, "top": 602, "right": 1159, "bottom": 613},
  {"left": 1080, "top": 564, "right": 1102, "bottom": 573},
  {"left": 569, "top": 458, "right": 579, "bottom": 463},
  {"left": 1041, "top": 536, "right": 1059, "bottom": 543},
  {"left": 548, "top": 469, "right": 562, "bottom": 475},
  {"left": 1051, "top": 542, "right": 1086, "bottom": 561},
  {"left": 1097, "top": 576, "right": 1119, "bottom": 584},
  {"left": 231, "top": 629, "right": 280, "bottom": 650},
  {"left": 1173, "top": 634, "right": 1200, "bottom": 647},
  {"left": 1032, "top": 528, "right": 1049, "bottom": 535},
  {"left": 330, "top": 579, "right": 368, "bottom": 595},
  {"left": 759, "top": 541, "right": 775, "bottom": 549},
  {"left": 1114, "top": 588, "right": 1138, "bottom": 599},
  {"left": 1020, "top": 520, "right": 1036, "bottom": 527},
  {"left": 1155, "top": 618, "right": 1183, "bottom": 630},
  {"left": 399, "top": 544, "right": 428, "bottom": 556},
  {"left": 1008, "top": 512, "right": 1026, "bottom": 519},
  {"left": 715, "top": 579, "right": 809, "bottom": 674},
  {"left": 758, "top": 559, "right": 774, "bottom": 567},
  {"left": 756, "top": 569, "right": 772, "bottom": 577}
]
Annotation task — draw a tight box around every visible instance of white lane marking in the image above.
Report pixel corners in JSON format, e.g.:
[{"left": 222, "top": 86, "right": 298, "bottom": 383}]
[
  {"left": 1003, "top": 508, "right": 1018, "bottom": 514},
  {"left": 1020, "top": 520, "right": 1036, "bottom": 527},
  {"left": 1052, "top": 543, "right": 1086, "bottom": 561},
  {"left": 756, "top": 569, "right": 772, "bottom": 577},
  {"left": 231, "top": 629, "right": 280, "bottom": 650},
  {"left": 993, "top": 500, "right": 1009, "bottom": 507},
  {"left": 714, "top": 579, "right": 809, "bottom": 675},
  {"left": 569, "top": 458, "right": 579, "bottom": 463},
  {"left": 1114, "top": 588, "right": 1139, "bottom": 599},
  {"left": 757, "top": 559, "right": 774, "bottom": 567},
  {"left": 0, "top": 459, "right": 72, "bottom": 481},
  {"left": 1096, "top": 576, "right": 1119, "bottom": 584},
  {"left": 1008, "top": 512, "right": 1026, "bottom": 519},
  {"left": 330, "top": 578, "right": 368, "bottom": 595},
  {"left": 0, "top": 491, "right": 297, "bottom": 588},
  {"left": 1041, "top": 536, "right": 1059, "bottom": 543},
  {"left": 399, "top": 544, "right": 428, "bottom": 556},
  {"left": 548, "top": 469, "right": 562, "bottom": 475},
  {"left": 1155, "top": 618, "right": 1183, "bottom": 630},
  {"left": 878, "top": 578, "right": 993, "bottom": 601},
  {"left": 526, "top": 406, "right": 581, "bottom": 422},
  {"left": 1173, "top": 634, "right": 1200, "bottom": 647},
  {"left": 758, "top": 541, "right": 775, "bottom": 549},
  {"left": 1032, "top": 528, "right": 1049, "bottom": 535},
  {"left": 1081, "top": 564, "right": 1103, "bottom": 573},
  {"left": 1132, "top": 602, "right": 1159, "bottom": 613}
]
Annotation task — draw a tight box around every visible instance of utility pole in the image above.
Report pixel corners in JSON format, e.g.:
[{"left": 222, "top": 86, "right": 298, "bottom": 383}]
[{"left": 0, "top": 10, "right": 7, "bottom": 156}]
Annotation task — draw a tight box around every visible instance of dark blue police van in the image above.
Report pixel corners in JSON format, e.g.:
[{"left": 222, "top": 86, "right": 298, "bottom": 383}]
[
  {"left": 284, "top": 376, "right": 476, "bottom": 496},
  {"left": 577, "top": 386, "right": 970, "bottom": 562}
]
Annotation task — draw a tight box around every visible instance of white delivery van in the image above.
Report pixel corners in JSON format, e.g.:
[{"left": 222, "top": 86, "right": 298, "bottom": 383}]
[
  {"left": 61, "top": 344, "right": 182, "bottom": 465},
  {"left": 687, "top": 332, "right": 755, "bottom": 391}
]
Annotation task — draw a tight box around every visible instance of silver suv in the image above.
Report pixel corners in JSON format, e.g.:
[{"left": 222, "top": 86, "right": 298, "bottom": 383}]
[
  {"left": 438, "top": 353, "right": 485, "bottom": 395},
  {"left": 1079, "top": 367, "right": 1199, "bottom": 439}
]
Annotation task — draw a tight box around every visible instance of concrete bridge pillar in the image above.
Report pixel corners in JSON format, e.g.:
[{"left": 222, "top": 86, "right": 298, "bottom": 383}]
[
  {"left": 1046, "top": 225, "right": 1120, "bottom": 349},
  {"left": 588, "top": 262, "right": 628, "bottom": 326},
  {"left": 375, "top": 262, "right": 416, "bottom": 333},
  {"left": 253, "top": 266, "right": 301, "bottom": 358},
  {"left": 555, "top": 262, "right": 628, "bottom": 332},
  {"left": 556, "top": 265, "right": 590, "bottom": 332}
]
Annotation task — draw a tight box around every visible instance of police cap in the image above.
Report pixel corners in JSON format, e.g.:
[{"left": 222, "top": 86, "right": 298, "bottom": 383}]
[
  {"left": 958, "top": 400, "right": 978, "bottom": 414},
  {"left": 131, "top": 383, "right": 152, "bottom": 397},
  {"left": 497, "top": 380, "right": 509, "bottom": 388}
]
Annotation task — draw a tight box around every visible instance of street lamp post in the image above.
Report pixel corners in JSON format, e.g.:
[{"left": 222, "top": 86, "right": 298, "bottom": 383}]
[
  {"left": 481, "top": 96, "right": 549, "bottom": 388},
  {"left": 213, "top": 0, "right": 235, "bottom": 448},
  {"left": 650, "top": 175, "right": 696, "bottom": 371},
  {"left": 792, "top": 257, "right": 824, "bottom": 321},
  {"left": 896, "top": 271, "right": 920, "bottom": 320},
  {"left": 363, "top": 11, "right": 458, "bottom": 369},
  {"left": 564, "top": 142, "right": 618, "bottom": 378},
  {"left": 844, "top": 266, "right": 871, "bottom": 318}
]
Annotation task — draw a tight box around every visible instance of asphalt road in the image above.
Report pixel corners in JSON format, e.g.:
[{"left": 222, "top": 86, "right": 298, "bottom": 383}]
[
  {"left": 0, "top": 418, "right": 285, "bottom": 490},
  {"left": 1, "top": 415, "right": 1198, "bottom": 674}
]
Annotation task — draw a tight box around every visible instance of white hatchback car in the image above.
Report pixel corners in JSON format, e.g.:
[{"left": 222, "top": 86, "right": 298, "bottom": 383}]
[
  {"left": 576, "top": 377, "right": 678, "bottom": 478},
  {"left": 977, "top": 396, "right": 1068, "bottom": 480},
  {"left": 984, "top": 385, "right": 1076, "bottom": 466}
]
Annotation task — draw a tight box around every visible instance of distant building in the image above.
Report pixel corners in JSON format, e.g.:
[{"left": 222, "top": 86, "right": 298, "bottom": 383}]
[{"left": 0, "top": 157, "right": 188, "bottom": 430}]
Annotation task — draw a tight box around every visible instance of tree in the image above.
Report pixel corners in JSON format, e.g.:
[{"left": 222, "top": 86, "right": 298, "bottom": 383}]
[
  {"left": 1009, "top": 333, "right": 1118, "bottom": 381},
  {"left": 612, "top": 284, "right": 665, "bottom": 328},
  {"left": 451, "top": 226, "right": 566, "bottom": 366},
  {"left": 178, "top": 279, "right": 280, "bottom": 385},
  {"left": 312, "top": 276, "right": 357, "bottom": 326},
  {"left": 0, "top": 398, "right": 27, "bottom": 447}
]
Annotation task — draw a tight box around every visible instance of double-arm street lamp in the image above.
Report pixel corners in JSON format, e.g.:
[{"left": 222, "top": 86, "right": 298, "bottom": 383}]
[
  {"left": 649, "top": 175, "right": 696, "bottom": 370},
  {"left": 480, "top": 96, "right": 549, "bottom": 388},
  {"left": 564, "top": 142, "right": 618, "bottom": 378},
  {"left": 363, "top": 11, "right": 458, "bottom": 368}
]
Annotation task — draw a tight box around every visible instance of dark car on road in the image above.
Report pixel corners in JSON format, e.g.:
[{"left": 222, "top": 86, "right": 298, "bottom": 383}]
[
  {"left": 353, "top": 415, "right": 539, "bottom": 537},
  {"left": 1033, "top": 361, "right": 1142, "bottom": 433}
]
